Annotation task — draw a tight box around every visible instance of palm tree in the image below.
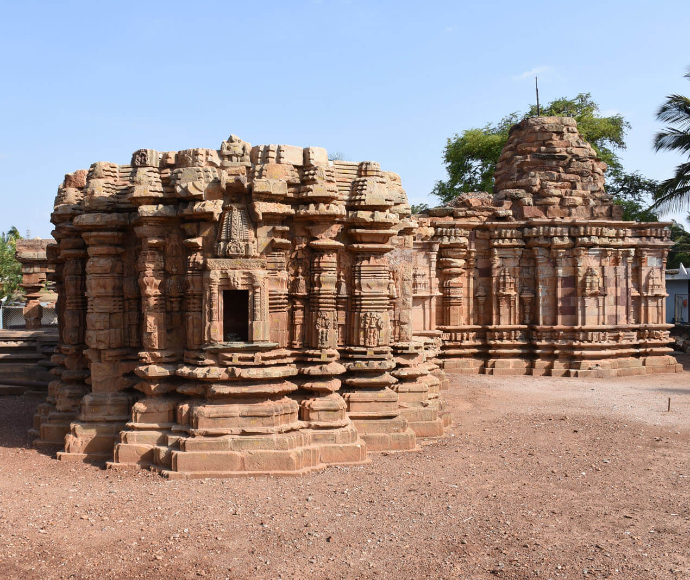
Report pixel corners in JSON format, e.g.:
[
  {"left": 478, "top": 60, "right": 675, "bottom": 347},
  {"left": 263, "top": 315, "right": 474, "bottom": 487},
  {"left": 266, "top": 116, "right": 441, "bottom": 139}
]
[
  {"left": 0, "top": 227, "right": 20, "bottom": 244},
  {"left": 651, "top": 69, "right": 690, "bottom": 213}
]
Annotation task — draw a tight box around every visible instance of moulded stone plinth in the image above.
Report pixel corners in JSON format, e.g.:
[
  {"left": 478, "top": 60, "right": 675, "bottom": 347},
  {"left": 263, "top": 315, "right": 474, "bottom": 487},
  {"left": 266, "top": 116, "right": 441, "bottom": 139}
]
[
  {"left": 350, "top": 418, "right": 417, "bottom": 452},
  {"left": 110, "top": 342, "right": 371, "bottom": 476},
  {"left": 342, "top": 352, "right": 416, "bottom": 453},
  {"left": 35, "top": 376, "right": 89, "bottom": 446},
  {"left": 161, "top": 429, "right": 327, "bottom": 478},
  {"left": 60, "top": 392, "right": 136, "bottom": 461},
  {"left": 483, "top": 358, "right": 532, "bottom": 376},
  {"left": 61, "top": 421, "right": 126, "bottom": 460},
  {"left": 392, "top": 343, "right": 447, "bottom": 438}
]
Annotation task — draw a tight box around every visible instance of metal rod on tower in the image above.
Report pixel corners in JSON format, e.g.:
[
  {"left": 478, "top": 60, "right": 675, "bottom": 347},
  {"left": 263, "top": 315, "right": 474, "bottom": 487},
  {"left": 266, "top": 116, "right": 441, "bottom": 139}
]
[{"left": 536, "top": 77, "right": 540, "bottom": 116}]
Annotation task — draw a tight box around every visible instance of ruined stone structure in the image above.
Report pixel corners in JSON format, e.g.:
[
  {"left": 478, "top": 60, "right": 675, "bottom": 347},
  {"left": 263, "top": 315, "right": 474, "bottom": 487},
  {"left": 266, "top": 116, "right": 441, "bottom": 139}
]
[
  {"left": 15, "top": 239, "right": 56, "bottom": 329},
  {"left": 36, "top": 136, "right": 449, "bottom": 478},
  {"left": 411, "top": 117, "right": 680, "bottom": 377},
  {"left": 34, "top": 116, "right": 678, "bottom": 478}
]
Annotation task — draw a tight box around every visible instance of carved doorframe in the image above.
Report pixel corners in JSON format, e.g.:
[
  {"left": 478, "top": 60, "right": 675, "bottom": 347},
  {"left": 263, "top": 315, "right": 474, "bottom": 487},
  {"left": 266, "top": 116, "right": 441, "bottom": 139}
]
[{"left": 204, "top": 258, "right": 270, "bottom": 344}]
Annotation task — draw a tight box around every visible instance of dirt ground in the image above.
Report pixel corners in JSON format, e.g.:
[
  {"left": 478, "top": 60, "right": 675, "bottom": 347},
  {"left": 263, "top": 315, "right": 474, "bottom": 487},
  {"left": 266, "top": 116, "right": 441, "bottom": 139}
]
[{"left": 0, "top": 358, "right": 689, "bottom": 580}]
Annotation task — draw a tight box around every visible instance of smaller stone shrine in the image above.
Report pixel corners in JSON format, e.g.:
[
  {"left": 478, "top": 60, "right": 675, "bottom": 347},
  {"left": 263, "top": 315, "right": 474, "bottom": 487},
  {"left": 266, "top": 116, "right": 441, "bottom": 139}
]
[
  {"left": 35, "top": 135, "right": 449, "bottom": 478},
  {"left": 409, "top": 117, "right": 680, "bottom": 377},
  {"left": 14, "top": 239, "right": 56, "bottom": 329}
]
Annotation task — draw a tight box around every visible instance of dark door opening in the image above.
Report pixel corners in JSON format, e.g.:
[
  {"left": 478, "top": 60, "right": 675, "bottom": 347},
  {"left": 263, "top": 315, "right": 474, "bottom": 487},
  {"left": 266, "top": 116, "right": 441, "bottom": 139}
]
[{"left": 223, "top": 290, "right": 249, "bottom": 342}]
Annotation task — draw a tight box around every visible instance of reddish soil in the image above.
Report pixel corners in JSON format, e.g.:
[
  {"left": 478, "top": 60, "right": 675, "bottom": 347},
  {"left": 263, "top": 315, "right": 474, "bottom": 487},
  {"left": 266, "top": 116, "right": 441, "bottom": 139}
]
[{"left": 1, "top": 359, "right": 689, "bottom": 580}]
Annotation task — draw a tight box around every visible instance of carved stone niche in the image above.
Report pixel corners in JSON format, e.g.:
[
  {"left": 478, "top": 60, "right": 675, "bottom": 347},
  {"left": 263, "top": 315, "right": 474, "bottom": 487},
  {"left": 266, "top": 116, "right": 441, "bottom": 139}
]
[
  {"left": 205, "top": 259, "right": 271, "bottom": 344},
  {"left": 215, "top": 204, "right": 258, "bottom": 258}
]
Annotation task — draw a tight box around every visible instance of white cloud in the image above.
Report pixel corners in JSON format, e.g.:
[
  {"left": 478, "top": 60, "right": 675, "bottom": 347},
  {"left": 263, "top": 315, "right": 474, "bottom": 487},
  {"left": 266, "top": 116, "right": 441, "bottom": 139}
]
[{"left": 512, "top": 66, "right": 552, "bottom": 81}]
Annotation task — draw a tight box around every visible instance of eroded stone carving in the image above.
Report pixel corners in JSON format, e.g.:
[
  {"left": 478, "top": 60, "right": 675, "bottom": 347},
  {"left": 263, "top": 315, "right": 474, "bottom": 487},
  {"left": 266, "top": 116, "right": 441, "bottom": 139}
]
[
  {"left": 412, "top": 116, "right": 678, "bottom": 378},
  {"left": 40, "top": 133, "right": 435, "bottom": 476}
]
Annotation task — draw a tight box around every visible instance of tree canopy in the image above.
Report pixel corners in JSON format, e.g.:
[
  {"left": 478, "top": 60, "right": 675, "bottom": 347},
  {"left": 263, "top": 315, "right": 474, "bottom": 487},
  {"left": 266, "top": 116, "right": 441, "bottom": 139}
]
[
  {"left": 667, "top": 221, "right": 690, "bottom": 269},
  {"left": 0, "top": 227, "right": 23, "bottom": 301},
  {"left": 650, "top": 69, "right": 690, "bottom": 214},
  {"left": 431, "top": 93, "right": 658, "bottom": 222}
]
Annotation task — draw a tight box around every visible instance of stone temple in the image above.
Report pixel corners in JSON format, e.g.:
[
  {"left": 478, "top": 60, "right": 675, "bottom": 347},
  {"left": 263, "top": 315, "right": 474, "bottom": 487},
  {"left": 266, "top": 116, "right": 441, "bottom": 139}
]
[{"left": 31, "top": 117, "right": 678, "bottom": 478}]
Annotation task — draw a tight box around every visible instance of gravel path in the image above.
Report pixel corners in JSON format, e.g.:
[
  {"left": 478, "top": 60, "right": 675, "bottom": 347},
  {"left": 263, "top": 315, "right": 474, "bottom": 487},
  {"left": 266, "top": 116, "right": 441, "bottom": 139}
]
[{"left": 0, "top": 360, "right": 688, "bottom": 579}]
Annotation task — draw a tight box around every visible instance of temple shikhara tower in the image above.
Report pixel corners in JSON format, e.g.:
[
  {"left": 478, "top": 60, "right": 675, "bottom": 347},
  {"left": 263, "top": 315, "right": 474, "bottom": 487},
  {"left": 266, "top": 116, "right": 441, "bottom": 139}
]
[{"left": 33, "top": 117, "right": 678, "bottom": 477}]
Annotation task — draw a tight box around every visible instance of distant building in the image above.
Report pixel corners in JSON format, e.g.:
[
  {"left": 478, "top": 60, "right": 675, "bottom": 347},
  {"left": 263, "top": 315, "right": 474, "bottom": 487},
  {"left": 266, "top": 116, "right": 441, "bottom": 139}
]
[{"left": 666, "top": 264, "right": 690, "bottom": 324}]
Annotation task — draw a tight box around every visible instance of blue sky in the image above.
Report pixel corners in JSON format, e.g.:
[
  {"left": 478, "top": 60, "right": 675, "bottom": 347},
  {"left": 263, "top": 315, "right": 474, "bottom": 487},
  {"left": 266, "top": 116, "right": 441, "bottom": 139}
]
[{"left": 1, "top": 0, "right": 689, "bottom": 238}]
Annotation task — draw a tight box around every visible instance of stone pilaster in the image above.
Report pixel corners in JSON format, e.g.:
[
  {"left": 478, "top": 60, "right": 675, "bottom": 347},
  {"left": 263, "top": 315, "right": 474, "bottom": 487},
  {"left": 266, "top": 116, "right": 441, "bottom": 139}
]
[
  {"left": 34, "top": 164, "right": 89, "bottom": 445},
  {"left": 293, "top": 153, "right": 366, "bottom": 466},
  {"left": 113, "top": 208, "right": 181, "bottom": 468},
  {"left": 34, "top": 231, "right": 90, "bottom": 447},
  {"left": 15, "top": 239, "right": 55, "bottom": 330},
  {"left": 342, "top": 162, "right": 415, "bottom": 452},
  {"left": 59, "top": 214, "right": 137, "bottom": 462}
]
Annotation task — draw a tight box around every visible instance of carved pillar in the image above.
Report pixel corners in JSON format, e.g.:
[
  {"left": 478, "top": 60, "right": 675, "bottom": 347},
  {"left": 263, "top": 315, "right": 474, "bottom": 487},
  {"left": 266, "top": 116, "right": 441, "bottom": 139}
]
[
  {"left": 429, "top": 241, "right": 440, "bottom": 329},
  {"left": 308, "top": 246, "right": 339, "bottom": 350},
  {"left": 573, "top": 247, "right": 586, "bottom": 327},
  {"left": 552, "top": 249, "right": 565, "bottom": 327},
  {"left": 290, "top": 259, "right": 308, "bottom": 348},
  {"left": 466, "top": 249, "right": 475, "bottom": 325},
  {"left": 267, "top": 249, "right": 290, "bottom": 348},
  {"left": 208, "top": 269, "right": 222, "bottom": 343},
  {"left": 341, "top": 161, "right": 415, "bottom": 452},
  {"left": 624, "top": 249, "right": 634, "bottom": 324},
  {"left": 336, "top": 269, "right": 349, "bottom": 346},
  {"left": 637, "top": 249, "right": 647, "bottom": 325},
  {"left": 601, "top": 248, "right": 611, "bottom": 326},
  {"left": 490, "top": 248, "right": 500, "bottom": 326},
  {"left": 533, "top": 247, "right": 549, "bottom": 326},
  {"left": 114, "top": 211, "right": 181, "bottom": 468},
  {"left": 441, "top": 249, "right": 465, "bottom": 327},
  {"left": 182, "top": 225, "right": 205, "bottom": 351},
  {"left": 59, "top": 214, "right": 137, "bottom": 462},
  {"left": 34, "top": 230, "right": 90, "bottom": 447}
]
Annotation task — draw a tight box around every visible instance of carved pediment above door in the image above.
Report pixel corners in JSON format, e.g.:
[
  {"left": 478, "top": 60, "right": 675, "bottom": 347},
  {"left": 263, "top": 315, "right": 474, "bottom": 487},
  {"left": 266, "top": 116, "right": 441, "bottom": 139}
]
[{"left": 215, "top": 204, "right": 258, "bottom": 258}]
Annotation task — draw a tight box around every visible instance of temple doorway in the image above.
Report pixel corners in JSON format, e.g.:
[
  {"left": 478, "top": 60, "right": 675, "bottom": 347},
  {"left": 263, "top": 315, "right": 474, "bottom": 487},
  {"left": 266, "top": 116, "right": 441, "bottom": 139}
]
[{"left": 223, "top": 290, "right": 249, "bottom": 342}]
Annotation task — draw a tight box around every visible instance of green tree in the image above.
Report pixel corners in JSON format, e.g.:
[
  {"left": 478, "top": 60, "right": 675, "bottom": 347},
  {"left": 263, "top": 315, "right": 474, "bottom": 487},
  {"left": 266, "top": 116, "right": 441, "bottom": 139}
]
[
  {"left": 667, "top": 220, "right": 690, "bottom": 269},
  {"left": 0, "top": 227, "right": 23, "bottom": 301},
  {"left": 431, "top": 93, "right": 658, "bottom": 221},
  {"left": 606, "top": 171, "right": 659, "bottom": 222},
  {"left": 432, "top": 112, "right": 519, "bottom": 200},
  {"left": 650, "top": 69, "right": 690, "bottom": 214}
]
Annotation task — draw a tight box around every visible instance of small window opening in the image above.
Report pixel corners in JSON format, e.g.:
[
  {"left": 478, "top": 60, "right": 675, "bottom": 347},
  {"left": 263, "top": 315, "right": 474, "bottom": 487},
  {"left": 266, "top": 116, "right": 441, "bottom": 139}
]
[{"left": 223, "top": 290, "right": 249, "bottom": 342}]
